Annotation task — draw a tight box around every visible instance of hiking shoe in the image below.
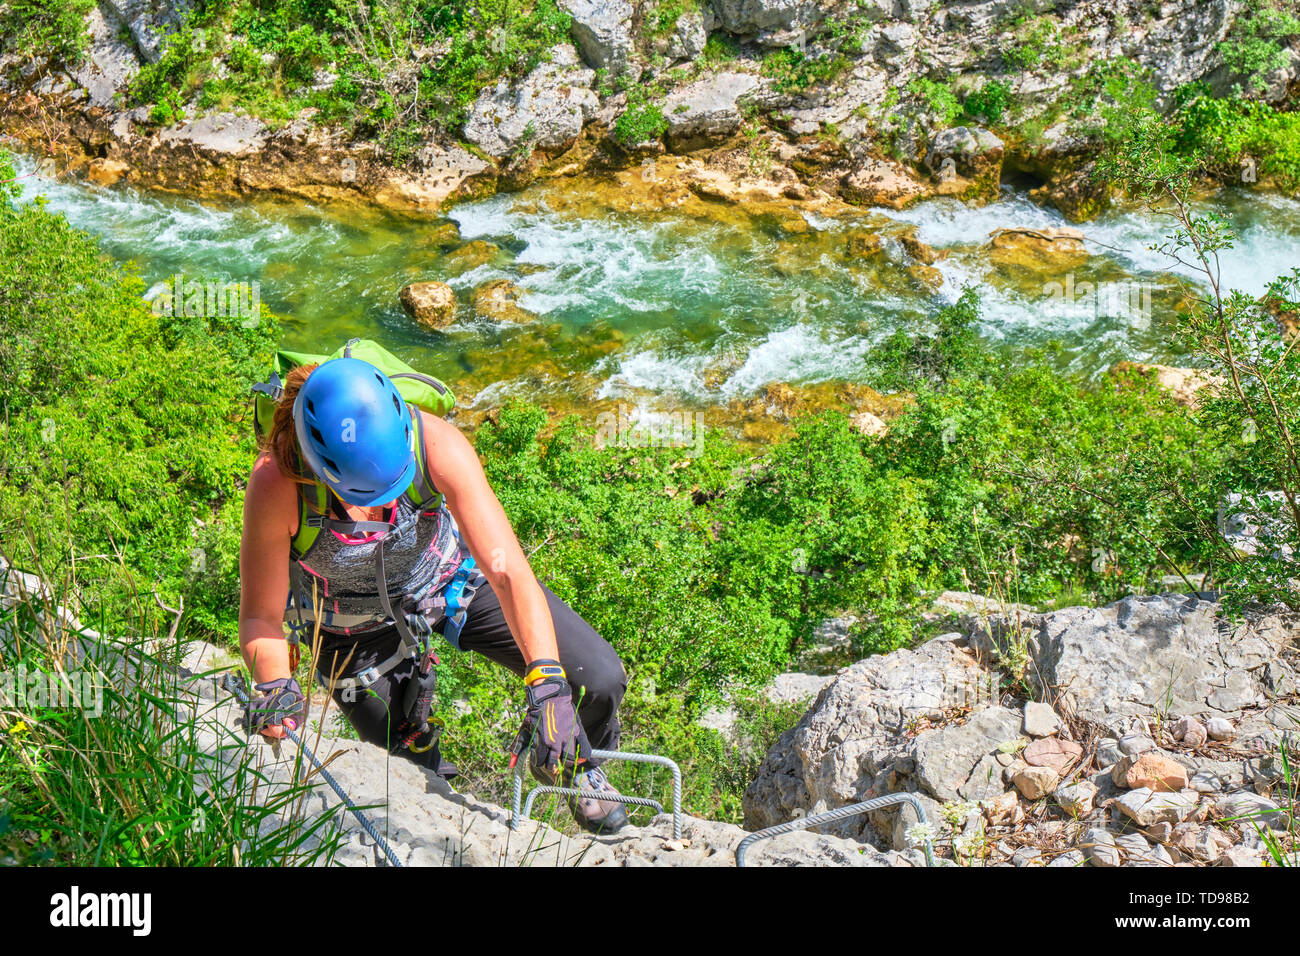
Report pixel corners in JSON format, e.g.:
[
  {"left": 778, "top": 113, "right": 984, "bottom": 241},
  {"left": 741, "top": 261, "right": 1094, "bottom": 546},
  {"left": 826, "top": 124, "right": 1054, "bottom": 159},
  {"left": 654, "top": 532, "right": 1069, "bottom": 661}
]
[{"left": 568, "top": 766, "right": 629, "bottom": 835}]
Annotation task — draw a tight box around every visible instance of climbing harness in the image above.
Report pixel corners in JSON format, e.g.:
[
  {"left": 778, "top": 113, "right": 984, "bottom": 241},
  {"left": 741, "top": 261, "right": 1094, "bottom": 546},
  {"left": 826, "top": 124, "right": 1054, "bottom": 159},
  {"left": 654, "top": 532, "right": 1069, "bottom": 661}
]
[
  {"left": 510, "top": 745, "right": 684, "bottom": 840},
  {"left": 221, "top": 673, "right": 404, "bottom": 868},
  {"left": 734, "top": 793, "right": 936, "bottom": 867}
]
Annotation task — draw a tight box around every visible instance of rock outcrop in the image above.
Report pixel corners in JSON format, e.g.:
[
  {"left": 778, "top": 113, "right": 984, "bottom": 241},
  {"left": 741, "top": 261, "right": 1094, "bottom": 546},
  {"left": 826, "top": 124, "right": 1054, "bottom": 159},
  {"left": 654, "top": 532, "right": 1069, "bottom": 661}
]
[
  {"left": 558, "top": 0, "right": 637, "bottom": 77},
  {"left": 1, "top": 0, "right": 1282, "bottom": 218},
  {"left": 745, "top": 592, "right": 1299, "bottom": 866},
  {"left": 463, "top": 45, "right": 599, "bottom": 159},
  {"left": 177, "top": 642, "right": 924, "bottom": 867}
]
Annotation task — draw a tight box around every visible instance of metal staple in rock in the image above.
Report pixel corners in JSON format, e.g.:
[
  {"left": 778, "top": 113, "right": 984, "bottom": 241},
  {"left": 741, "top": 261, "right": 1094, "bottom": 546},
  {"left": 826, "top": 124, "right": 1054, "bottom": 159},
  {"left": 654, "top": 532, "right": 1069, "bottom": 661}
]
[
  {"left": 511, "top": 746, "right": 683, "bottom": 839},
  {"left": 735, "top": 793, "right": 937, "bottom": 867},
  {"left": 221, "top": 674, "right": 403, "bottom": 868}
]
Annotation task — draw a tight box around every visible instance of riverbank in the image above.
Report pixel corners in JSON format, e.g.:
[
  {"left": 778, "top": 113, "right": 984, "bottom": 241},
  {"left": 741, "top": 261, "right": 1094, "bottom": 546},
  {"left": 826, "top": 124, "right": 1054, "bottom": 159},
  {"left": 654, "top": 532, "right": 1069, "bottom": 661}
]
[{"left": 2, "top": 0, "right": 1298, "bottom": 226}]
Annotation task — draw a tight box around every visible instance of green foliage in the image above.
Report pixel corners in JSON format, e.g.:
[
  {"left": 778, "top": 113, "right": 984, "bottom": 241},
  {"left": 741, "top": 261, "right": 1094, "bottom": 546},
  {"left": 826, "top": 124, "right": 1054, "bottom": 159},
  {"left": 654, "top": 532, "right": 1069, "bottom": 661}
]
[
  {"left": 613, "top": 88, "right": 668, "bottom": 147},
  {"left": 873, "top": 288, "right": 989, "bottom": 390},
  {"left": 1173, "top": 91, "right": 1300, "bottom": 189},
  {"left": 0, "top": 0, "right": 93, "bottom": 63},
  {"left": 126, "top": 0, "right": 570, "bottom": 160},
  {"left": 760, "top": 46, "right": 850, "bottom": 95},
  {"left": 1096, "top": 123, "right": 1300, "bottom": 614},
  {"left": 0, "top": 160, "right": 277, "bottom": 640},
  {"left": 645, "top": 0, "right": 698, "bottom": 39},
  {"left": 1217, "top": 0, "right": 1300, "bottom": 93},
  {"left": 907, "top": 77, "right": 962, "bottom": 125},
  {"left": 1002, "top": 14, "right": 1063, "bottom": 71},
  {"left": 700, "top": 31, "right": 739, "bottom": 67},
  {"left": 962, "top": 79, "right": 1013, "bottom": 126},
  {"left": 0, "top": 581, "right": 344, "bottom": 865}
]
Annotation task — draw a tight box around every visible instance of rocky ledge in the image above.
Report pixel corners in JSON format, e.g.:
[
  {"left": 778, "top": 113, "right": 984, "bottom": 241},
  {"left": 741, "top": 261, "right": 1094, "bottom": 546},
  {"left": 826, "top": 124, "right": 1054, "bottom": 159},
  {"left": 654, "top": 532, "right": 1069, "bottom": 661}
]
[
  {"left": 175, "top": 588, "right": 1297, "bottom": 867},
  {"left": 744, "top": 592, "right": 1298, "bottom": 866},
  {"left": 3, "top": 0, "right": 1297, "bottom": 218},
  {"left": 178, "top": 641, "right": 926, "bottom": 867}
]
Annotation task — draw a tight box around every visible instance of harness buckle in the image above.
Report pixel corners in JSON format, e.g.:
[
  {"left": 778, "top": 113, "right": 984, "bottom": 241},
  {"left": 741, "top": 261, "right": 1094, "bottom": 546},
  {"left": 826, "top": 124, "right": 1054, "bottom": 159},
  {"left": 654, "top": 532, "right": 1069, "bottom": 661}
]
[{"left": 355, "top": 666, "right": 381, "bottom": 689}]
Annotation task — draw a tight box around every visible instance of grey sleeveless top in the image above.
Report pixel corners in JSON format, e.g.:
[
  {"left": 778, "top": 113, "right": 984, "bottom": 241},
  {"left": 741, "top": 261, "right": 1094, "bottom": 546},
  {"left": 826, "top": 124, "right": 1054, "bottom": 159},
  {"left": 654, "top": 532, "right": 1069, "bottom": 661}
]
[{"left": 287, "top": 491, "right": 472, "bottom": 637}]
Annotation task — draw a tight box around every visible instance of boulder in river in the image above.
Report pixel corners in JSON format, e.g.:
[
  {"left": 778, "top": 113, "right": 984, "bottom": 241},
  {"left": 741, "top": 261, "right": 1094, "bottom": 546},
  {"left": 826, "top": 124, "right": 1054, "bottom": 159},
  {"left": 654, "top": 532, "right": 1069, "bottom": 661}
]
[
  {"left": 442, "top": 240, "right": 501, "bottom": 276},
  {"left": 925, "top": 126, "right": 1004, "bottom": 204},
  {"left": 399, "top": 282, "right": 457, "bottom": 329},
  {"left": 840, "top": 158, "right": 930, "bottom": 210},
  {"left": 844, "top": 231, "right": 885, "bottom": 259},
  {"left": 472, "top": 279, "right": 537, "bottom": 324},
  {"left": 984, "top": 226, "right": 1089, "bottom": 272}
]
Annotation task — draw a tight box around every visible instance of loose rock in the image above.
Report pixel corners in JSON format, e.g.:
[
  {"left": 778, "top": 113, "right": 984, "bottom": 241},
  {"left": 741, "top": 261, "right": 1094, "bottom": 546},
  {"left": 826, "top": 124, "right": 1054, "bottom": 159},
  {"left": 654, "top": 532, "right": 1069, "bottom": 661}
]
[
  {"left": 1012, "top": 765, "right": 1060, "bottom": 800},
  {"left": 1022, "top": 701, "right": 1061, "bottom": 738},
  {"left": 1124, "top": 753, "right": 1190, "bottom": 792}
]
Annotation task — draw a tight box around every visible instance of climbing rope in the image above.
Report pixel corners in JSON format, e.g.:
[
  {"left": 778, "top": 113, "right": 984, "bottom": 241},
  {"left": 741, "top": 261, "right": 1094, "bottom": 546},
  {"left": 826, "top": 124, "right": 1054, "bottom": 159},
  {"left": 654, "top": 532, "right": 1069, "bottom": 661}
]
[
  {"left": 220, "top": 674, "right": 404, "bottom": 868},
  {"left": 735, "top": 792, "right": 937, "bottom": 867}
]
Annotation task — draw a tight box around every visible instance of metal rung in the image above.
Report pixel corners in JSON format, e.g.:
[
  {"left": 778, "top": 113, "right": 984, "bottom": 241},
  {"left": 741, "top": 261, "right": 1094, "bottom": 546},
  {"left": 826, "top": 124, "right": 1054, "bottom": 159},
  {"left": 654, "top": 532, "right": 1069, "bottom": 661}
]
[
  {"left": 525, "top": 786, "right": 664, "bottom": 820},
  {"left": 735, "top": 793, "right": 936, "bottom": 867},
  {"left": 511, "top": 747, "right": 683, "bottom": 839}
]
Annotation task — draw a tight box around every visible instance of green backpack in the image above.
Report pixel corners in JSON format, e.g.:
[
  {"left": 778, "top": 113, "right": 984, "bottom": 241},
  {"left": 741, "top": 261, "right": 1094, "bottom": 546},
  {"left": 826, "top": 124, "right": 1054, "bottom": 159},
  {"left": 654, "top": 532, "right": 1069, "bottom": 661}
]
[
  {"left": 252, "top": 337, "right": 456, "bottom": 439},
  {"left": 251, "top": 337, "right": 457, "bottom": 560}
]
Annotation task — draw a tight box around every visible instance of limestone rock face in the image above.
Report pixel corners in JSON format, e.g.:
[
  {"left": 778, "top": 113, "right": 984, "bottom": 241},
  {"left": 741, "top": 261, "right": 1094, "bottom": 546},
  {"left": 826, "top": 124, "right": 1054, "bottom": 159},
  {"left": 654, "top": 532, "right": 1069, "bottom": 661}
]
[
  {"left": 968, "top": 593, "right": 1296, "bottom": 726},
  {"left": 173, "top": 645, "right": 924, "bottom": 867},
  {"left": 746, "top": 591, "right": 1299, "bottom": 861},
  {"left": 101, "top": 0, "right": 194, "bottom": 64},
  {"left": 743, "top": 634, "right": 1005, "bottom": 842},
  {"left": 662, "top": 72, "right": 761, "bottom": 153},
  {"left": 559, "top": 0, "right": 638, "bottom": 76},
  {"left": 68, "top": 5, "right": 145, "bottom": 108},
  {"left": 463, "top": 46, "right": 598, "bottom": 159}
]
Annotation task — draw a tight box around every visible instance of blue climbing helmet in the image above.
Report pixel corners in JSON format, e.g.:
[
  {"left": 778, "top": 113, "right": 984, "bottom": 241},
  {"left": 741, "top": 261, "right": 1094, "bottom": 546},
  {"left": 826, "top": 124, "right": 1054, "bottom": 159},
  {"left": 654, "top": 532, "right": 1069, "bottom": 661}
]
[{"left": 292, "top": 357, "right": 417, "bottom": 506}]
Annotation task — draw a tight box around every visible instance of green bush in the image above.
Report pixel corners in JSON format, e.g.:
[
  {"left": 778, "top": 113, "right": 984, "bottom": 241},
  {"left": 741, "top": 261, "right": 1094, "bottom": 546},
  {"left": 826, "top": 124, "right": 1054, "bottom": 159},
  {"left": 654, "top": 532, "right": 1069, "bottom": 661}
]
[
  {"left": 0, "top": 0, "right": 93, "bottom": 63},
  {"left": 1002, "top": 14, "right": 1062, "bottom": 71},
  {"left": 962, "top": 80, "right": 1013, "bottom": 126},
  {"left": 613, "top": 89, "right": 669, "bottom": 147},
  {"left": 0, "top": 153, "right": 277, "bottom": 640},
  {"left": 700, "top": 31, "right": 739, "bottom": 67},
  {"left": 761, "top": 47, "right": 850, "bottom": 95},
  {"left": 125, "top": 0, "right": 570, "bottom": 158},
  {"left": 1173, "top": 91, "right": 1300, "bottom": 189},
  {"left": 908, "top": 77, "right": 962, "bottom": 125},
  {"left": 1217, "top": 0, "right": 1300, "bottom": 93}
]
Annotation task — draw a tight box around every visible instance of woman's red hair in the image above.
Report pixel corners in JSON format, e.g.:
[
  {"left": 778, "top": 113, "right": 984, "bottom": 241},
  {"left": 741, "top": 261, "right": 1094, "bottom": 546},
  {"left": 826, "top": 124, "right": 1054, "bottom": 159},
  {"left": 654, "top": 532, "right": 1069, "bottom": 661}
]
[{"left": 260, "top": 363, "right": 318, "bottom": 484}]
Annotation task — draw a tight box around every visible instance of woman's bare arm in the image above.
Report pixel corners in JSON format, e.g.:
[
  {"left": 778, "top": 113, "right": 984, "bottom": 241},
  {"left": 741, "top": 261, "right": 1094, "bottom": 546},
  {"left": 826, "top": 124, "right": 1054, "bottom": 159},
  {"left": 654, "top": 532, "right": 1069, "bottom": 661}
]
[
  {"left": 420, "top": 412, "right": 561, "bottom": 678},
  {"left": 238, "top": 452, "right": 298, "bottom": 734}
]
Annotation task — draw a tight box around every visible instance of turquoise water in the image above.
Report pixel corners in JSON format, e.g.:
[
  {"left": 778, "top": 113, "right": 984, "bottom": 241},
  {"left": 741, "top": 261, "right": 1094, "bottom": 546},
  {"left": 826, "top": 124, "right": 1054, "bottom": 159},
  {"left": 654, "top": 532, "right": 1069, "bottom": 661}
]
[{"left": 12, "top": 152, "right": 1300, "bottom": 418}]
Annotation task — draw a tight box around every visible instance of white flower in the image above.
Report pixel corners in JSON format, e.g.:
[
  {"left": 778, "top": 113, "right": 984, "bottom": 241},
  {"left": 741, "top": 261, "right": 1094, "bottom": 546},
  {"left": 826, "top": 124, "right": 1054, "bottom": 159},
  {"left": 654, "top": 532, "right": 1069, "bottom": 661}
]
[{"left": 904, "top": 822, "right": 936, "bottom": 848}]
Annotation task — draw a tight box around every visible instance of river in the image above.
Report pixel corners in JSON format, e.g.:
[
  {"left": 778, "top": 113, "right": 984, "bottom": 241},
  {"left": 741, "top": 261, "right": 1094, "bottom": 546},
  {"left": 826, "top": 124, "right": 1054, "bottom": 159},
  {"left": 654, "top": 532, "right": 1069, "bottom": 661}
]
[{"left": 12, "top": 152, "right": 1300, "bottom": 425}]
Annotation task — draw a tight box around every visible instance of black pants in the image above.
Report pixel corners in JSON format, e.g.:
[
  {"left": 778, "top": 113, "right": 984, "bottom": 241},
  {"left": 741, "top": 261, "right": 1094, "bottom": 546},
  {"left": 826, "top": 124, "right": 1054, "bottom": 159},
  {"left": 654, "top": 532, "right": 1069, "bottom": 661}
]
[{"left": 315, "top": 580, "right": 626, "bottom": 778}]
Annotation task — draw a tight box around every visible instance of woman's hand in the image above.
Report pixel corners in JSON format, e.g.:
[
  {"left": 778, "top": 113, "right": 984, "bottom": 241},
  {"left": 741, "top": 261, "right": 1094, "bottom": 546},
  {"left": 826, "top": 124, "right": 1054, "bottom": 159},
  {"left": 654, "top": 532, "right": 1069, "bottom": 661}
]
[{"left": 245, "top": 677, "right": 308, "bottom": 738}]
